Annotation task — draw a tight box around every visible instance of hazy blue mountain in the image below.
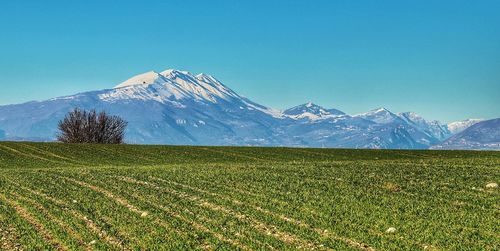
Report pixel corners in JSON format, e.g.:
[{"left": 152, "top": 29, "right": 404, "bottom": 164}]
[
  {"left": 447, "top": 119, "right": 484, "bottom": 134},
  {"left": 0, "top": 69, "right": 481, "bottom": 149},
  {"left": 353, "top": 108, "right": 450, "bottom": 147},
  {"left": 279, "top": 116, "right": 429, "bottom": 149},
  {"left": 431, "top": 119, "right": 500, "bottom": 150},
  {"left": 398, "top": 112, "right": 452, "bottom": 141}
]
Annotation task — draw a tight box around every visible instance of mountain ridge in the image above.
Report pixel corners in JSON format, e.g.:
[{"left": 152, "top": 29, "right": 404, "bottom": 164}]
[
  {"left": 0, "top": 69, "right": 495, "bottom": 149},
  {"left": 432, "top": 119, "right": 500, "bottom": 150},
  {"left": 447, "top": 119, "right": 484, "bottom": 134}
]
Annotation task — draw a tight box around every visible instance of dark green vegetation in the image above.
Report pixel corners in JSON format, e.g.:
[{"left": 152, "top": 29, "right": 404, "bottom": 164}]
[{"left": 0, "top": 142, "right": 499, "bottom": 250}]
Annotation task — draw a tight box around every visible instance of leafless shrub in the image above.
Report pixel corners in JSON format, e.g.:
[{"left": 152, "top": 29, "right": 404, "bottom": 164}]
[{"left": 57, "top": 108, "right": 127, "bottom": 144}]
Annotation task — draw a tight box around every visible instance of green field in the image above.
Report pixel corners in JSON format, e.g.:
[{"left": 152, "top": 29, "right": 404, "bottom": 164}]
[{"left": 0, "top": 142, "right": 498, "bottom": 250}]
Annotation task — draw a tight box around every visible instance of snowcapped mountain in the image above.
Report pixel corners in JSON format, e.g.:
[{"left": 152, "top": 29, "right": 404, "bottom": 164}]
[
  {"left": 398, "top": 112, "right": 451, "bottom": 141},
  {"left": 283, "top": 102, "right": 345, "bottom": 121},
  {"left": 355, "top": 108, "right": 403, "bottom": 124},
  {"left": 103, "top": 69, "right": 277, "bottom": 116},
  {"left": 432, "top": 119, "right": 500, "bottom": 150},
  {"left": 0, "top": 68, "right": 489, "bottom": 149},
  {"left": 0, "top": 69, "right": 283, "bottom": 145},
  {"left": 352, "top": 108, "right": 449, "bottom": 146},
  {"left": 447, "top": 119, "right": 483, "bottom": 134},
  {"left": 114, "top": 70, "right": 164, "bottom": 88}
]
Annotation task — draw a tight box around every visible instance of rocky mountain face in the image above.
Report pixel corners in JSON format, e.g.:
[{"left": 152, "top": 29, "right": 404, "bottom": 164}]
[{"left": 0, "top": 69, "right": 494, "bottom": 149}]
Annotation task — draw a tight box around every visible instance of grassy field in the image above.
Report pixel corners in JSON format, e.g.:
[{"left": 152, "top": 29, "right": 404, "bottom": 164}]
[{"left": 0, "top": 142, "right": 498, "bottom": 250}]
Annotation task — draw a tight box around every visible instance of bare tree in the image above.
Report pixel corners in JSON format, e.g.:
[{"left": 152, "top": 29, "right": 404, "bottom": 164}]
[{"left": 57, "top": 108, "right": 127, "bottom": 144}]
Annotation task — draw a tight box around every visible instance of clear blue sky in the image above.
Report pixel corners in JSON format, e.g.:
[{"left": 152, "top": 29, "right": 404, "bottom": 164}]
[{"left": 0, "top": 0, "right": 499, "bottom": 122}]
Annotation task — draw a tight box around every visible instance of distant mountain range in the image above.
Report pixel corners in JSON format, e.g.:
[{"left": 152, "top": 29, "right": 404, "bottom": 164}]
[
  {"left": 431, "top": 119, "right": 500, "bottom": 150},
  {"left": 0, "top": 69, "right": 497, "bottom": 149},
  {"left": 447, "top": 119, "right": 484, "bottom": 134}
]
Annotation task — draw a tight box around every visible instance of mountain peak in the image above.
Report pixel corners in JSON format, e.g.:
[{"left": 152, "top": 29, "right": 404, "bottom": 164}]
[
  {"left": 161, "top": 69, "right": 192, "bottom": 77},
  {"left": 371, "top": 107, "right": 391, "bottom": 113},
  {"left": 447, "top": 118, "right": 484, "bottom": 134},
  {"left": 284, "top": 102, "right": 345, "bottom": 120},
  {"left": 284, "top": 102, "right": 325, "bottom": 114},
  {"left": 361, "top": 107, "right": 397, "bottom": 116},
  {"left": 114, "top": 71, "right": 163, "bottom": 89},
  {"left": 115, "top": 69, "right": 220, "bottom": 90},
  {"left": 105, "top": 68, "right": 246, "bottom": 105},
  {"left": 356, "top": 107, "right": 401, "bottom": 124}
]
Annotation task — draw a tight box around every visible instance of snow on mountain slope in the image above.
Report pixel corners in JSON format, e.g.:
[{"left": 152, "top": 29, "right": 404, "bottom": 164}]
[
  {"left": 447, "top": 119, "right": 483, "bottom": 134},
  {"left": 108, "top": 70, "right": 239, "bottom": 103},
  {"left": 355, "top": 107, "right": 402, "bottom": 124},
  {"left": 158, "top": 69, "right": 240, "bottom": 102},
  {"left": 354, "top": 108, "right": 449, "bottom": 146},
  {"left": 115, "top": 71, "right": 165, "bottom": 88},
  {"left": 398, "top": 112, "right": 451, "bottom": 141},
  {"left": 283, "top": 102, "right": 345, "bottom": 120},
  {"left": 102, "top": 69, "right": 281, "bottom": 119},
  {"left": 0, "top": 69, "right": 287, "bottom": 145},
  {"left": 0, "top": 68, "right": 483, "bottom": 149},
  {"left": 432, "top": 118, "right": 500, "bottom": 150}
]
